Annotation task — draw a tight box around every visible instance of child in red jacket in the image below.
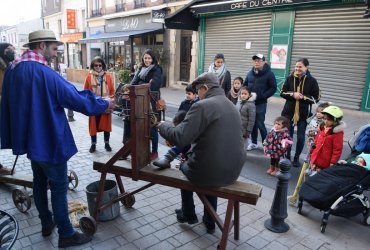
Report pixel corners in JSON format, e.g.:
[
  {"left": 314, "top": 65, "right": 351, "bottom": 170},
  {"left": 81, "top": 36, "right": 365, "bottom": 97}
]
[{"left": 310, "top": 106, "right": 345, "bottom": 174}]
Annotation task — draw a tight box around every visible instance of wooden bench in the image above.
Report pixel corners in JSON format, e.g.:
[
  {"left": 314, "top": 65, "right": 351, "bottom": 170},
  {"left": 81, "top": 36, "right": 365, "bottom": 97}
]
[{"left": 89, "top": 85, "right": 262, "bottom": 250}]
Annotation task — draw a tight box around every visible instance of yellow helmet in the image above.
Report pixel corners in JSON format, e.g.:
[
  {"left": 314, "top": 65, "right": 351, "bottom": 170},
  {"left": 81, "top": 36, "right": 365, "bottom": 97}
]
[{"left": 322, "top": 106, "right": 343, "bottom": 119}]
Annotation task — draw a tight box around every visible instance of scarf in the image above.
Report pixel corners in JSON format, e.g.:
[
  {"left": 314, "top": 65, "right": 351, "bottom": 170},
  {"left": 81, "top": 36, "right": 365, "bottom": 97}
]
[
  {"left": 208, "top": 63, "right": 226, "bottom": 85},
  {"left": 230, "top": 87, "right": 240, "bottom": 99},
  {"left": 292, "top": 73, "right": 307, "bottom": 125},
  {"left": 11, "top": 49, "right": 47, "bottom": 69},
  {"left": 90, "top": 70, "right": 108, "bottom": 97},
  {"left": 138, "top": 64, "right": 155, "bottom": 81}
]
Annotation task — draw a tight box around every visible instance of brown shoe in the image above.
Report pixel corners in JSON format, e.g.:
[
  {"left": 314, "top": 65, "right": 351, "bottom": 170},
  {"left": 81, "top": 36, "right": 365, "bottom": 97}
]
[
  {"left": 0, "top": 166, "right": 12, "bottom": 175},
  {"left": 266, "top": 165, "right": 275, "bottom": 175}
]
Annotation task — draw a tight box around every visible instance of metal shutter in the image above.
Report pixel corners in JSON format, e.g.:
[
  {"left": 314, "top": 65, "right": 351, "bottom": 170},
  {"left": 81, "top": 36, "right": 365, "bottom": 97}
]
[
  {"left": 204, "top": 12, "right": 271, "bottom": 79},
  {"left": 290, "top": 6, "right": 370, "bottom": 110}
]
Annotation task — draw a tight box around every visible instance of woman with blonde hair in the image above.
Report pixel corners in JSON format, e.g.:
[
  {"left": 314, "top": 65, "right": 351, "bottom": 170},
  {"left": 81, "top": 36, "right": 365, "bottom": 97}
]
[{"left": 84, "top": 57, "right": 115, "bottom": 153}]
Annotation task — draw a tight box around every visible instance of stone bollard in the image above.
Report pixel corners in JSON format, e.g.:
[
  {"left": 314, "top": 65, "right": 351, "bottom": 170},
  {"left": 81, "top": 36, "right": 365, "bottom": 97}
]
[{"left": 264, "top": 159, "right": 291, "bottom": 233}]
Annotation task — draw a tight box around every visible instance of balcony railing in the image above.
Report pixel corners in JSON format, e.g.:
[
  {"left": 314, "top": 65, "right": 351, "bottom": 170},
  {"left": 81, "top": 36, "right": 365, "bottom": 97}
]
[
  {"left": 115, "top": 3, "right": 125, "bottom": 12},
  {"left": 163, "top": 0, "right": 177, "bottom": 3},
  {"left": 134, "top": 0, "right": 145, "bottom": 8},
  {"left": 91, "top": 8, "right": 102, "bottom": 18}
]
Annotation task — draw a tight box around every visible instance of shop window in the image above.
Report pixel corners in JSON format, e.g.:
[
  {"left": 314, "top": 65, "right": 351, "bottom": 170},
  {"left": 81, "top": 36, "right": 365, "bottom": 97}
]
[
  {"left": 134, "top": 0, "right": 145, "bottom": 8},
  {"left": 133, "top": 37, "right": 142, "bottom": 45}
]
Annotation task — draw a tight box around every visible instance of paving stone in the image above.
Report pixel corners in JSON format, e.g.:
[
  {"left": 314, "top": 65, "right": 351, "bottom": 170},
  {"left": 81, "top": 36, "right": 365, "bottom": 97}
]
[
  {"left": 123, "top": 229, "right": 142, "bottom": 242},
  {"left": 234, "top": 243, "right": 258, "bottom": 250},
  {"left": 264, "top": 241, "right": 290, "bottom": 250},
  {"left": 133, "top": 234, "right": 160, "bottom": 249},
  {"left": 153, "top": 227, "right": 175, "bottom": 241},
  {"left": 300, "top": 234, "right": 326, "bottom": 250},
  {"left": 247, "top": 235, "right": 269, "bottom": 249},
  {"left": 191, "top": 235, "right": 214, "bottom": 249},
  {"left": 290, "top": 243, "right": 312, "bottom": 250},
  {"left": 136, "top": 224, "right": 157, "bottom": 236},
  {"left": 166, "top": 237, "right": 183, "bottom": 248},
  {"left": 176, "top": 241, "right": 202, "bottom": 250},
  {"left": 91, "top": 238, "right": 120, "bottom": 250},
  {"left": 173, "top": 229, "right": 200, "bottom": 244},
  {"left": 113, "top": 235, "right": 128, "bottom": 246},
  {"left": 120, "top": 243, "right": 139, "bottom": 250},
  {"left": 147, "top": 240, "right": 176, "bottom": 250}
]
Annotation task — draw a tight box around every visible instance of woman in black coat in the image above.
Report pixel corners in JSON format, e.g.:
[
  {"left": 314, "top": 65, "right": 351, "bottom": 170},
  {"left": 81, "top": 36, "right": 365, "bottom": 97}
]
[
  {"left": 207, "top": 53, "right": 231, "bottom": 95},
  {"left": 131, "top": 49, "right": 163, "bottom": 160},
  {"left": 280, "top": 58, "right": 320, "bottom": 167}
]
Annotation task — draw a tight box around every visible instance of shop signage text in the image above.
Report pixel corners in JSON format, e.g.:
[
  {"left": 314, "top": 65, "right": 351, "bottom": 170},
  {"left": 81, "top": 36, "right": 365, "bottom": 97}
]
[
  {"left": 152, "top": 9, "right": 166, "bottom": 23},
  {"left": 192, "top": 0, "right": 329, "bottom": 13},
  {"left": 106, "top": 14, "right": 163, "bottom": 32}
]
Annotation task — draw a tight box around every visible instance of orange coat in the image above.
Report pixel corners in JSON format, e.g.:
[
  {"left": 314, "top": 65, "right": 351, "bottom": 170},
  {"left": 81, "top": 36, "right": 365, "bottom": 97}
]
[{"left": 84, "top": 72, "right": 115, "bottom": 136}]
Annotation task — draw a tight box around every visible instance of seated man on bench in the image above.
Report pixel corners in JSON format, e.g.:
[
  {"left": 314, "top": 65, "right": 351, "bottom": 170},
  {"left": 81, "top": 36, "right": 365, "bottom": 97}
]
[{"left": 157, "top": 72, "right": 246, "bottom": 234}]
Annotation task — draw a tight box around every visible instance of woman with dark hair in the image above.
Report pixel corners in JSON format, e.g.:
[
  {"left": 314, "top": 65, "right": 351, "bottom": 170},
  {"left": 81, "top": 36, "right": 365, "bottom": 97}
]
[
  {"left": 0, "top": 42, "right": 15, "bottom": 175},
  {"left": 207, "top": 53, "right": 231, "bottom": 95},
  {"left": 131, "top": 49, "right": 163, "bottom": 160},
  {"left": 280, "top": 58, "right": 321, "bottom": 167},
  {"left": 84, "top": 56, "right": 115, "bottom": 153}
]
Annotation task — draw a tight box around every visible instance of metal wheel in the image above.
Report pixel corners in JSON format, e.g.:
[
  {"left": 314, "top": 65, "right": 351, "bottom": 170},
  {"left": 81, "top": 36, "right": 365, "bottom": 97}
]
[
  {"left": 68, "top": 170, "right": 79, "bottom": 190},
  {"left": 12, "top": 188, "right": 31, "bottom": 213},
  {"left": 79, "top": 216, "right": 97, "bottom": 236},
  {"left": 122, "top": 194, "right": 135, "bottom": 208}
]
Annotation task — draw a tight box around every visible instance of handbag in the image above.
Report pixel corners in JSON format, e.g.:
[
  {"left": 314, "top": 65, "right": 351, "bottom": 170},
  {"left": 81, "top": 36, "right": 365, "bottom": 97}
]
[{"left": 156, "top": 99, "right": 166, "bottom": 111}]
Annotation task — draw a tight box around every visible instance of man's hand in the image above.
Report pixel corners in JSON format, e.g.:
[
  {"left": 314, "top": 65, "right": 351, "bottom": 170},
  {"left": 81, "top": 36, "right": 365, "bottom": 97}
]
[
  {"left": 293, "top": 92, "right": 303, "bottom": 100},
  {"left": 104, "top": 97, "right": 115, "bottom": 113}
]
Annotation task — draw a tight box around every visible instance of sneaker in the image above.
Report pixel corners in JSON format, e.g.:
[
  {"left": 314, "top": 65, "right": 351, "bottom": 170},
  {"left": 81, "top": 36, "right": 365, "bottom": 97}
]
[
  {"left": 105, "top": 143, "right": 112, "bottom": 152},
  {"left": 176, "top": 210, "right": 198, "bottom": 224},
  {"left": 150, "top": 152, "right": 158, "bottom": 161},
  {"left": 0, "top": 166, "right": 12, "bottom": 175},
  {"left": 293, "top": 157, "right": 300, "bottom": 168},
  {"left": 247, "top": 143, "right": 258, "bottom": 151},
  {"left": 42, "top": 221, "right": 56, "bottom": 237},
  {"left": 89, "top": 144, "right": 96, "bottom": 153},
  {"left": 58, "top": 232, "right": 92, "bottom": 248}
]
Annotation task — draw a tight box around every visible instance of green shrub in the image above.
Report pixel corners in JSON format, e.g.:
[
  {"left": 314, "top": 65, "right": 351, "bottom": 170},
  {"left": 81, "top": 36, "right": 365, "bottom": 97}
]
[{"left": 117, "top": 69, "right": 131, "bottom": 84}]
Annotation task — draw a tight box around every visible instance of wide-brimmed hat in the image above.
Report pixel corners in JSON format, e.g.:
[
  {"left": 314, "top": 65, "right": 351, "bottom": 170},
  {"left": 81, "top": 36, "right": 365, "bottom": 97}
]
[{"left": 23, "top": 29, "right": 63, "bottom": 47}]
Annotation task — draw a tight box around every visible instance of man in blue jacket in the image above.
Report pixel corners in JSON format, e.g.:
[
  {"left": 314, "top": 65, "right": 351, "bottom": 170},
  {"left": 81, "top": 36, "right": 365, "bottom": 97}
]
[
  {"left": 244, "top": 54, "right": 277, "bottom": 150},
  {"left": 1, "top": 30, "right": 115, "bottom": 248}
]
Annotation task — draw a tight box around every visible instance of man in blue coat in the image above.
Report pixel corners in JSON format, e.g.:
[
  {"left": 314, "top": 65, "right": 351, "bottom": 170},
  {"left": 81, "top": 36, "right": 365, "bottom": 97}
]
[
  {"left": 1, "top": 30, "right": 115, "bottom": 248},
  {"left": 244, "top": 54, "right": 277, "bottom": 151}
]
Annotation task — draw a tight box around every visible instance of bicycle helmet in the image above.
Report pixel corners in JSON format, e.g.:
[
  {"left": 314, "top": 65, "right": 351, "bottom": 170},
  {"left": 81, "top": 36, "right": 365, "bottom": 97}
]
[{"left": 322, "top": 106, "right": 343, "bottom": 121}]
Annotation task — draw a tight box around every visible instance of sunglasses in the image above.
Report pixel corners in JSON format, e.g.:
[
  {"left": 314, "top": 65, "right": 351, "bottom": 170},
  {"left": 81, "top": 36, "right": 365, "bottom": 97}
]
[{"left": 94, "top": 64, "right": 102, "bottom": 67}]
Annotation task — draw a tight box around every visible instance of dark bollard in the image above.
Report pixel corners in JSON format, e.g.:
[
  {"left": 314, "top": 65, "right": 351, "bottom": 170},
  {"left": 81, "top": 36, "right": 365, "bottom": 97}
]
[{"left": 264, "top": 159, "right": 291, "bottom": 233}]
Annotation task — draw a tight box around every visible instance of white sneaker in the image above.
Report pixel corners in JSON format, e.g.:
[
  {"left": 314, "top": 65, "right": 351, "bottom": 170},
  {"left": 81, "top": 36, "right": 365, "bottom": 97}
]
[{"left": 247, "top": 143, "right": 258, "bottom": 151}]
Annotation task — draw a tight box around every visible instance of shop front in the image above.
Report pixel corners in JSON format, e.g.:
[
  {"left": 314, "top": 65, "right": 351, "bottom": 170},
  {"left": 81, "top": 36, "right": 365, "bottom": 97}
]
[
  {"left": 80, "top": 13, "right": 164, "bottom": 71},
  {"left": 166, "top": 0, "right": 370, "bottom": 111},
  {"left": 60, "top": 32, "right": 85, "bottom": 69}
]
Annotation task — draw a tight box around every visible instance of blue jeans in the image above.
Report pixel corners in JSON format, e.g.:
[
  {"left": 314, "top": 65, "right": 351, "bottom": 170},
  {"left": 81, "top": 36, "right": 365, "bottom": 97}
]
[
  {"left": 31, "top": 161, "right": 75, "bottom": 238},
  {"left": 170, "top": 145, "right": 191, "bottom": 156},
  {"left": 287, "top": 120, "right": 307, "bottom": 159},
  {"left": 251, "top": 103, "right": 267, "bottom": 144},
  {"left": 179, "top": 164, "right": 217, "bottom": 229}
]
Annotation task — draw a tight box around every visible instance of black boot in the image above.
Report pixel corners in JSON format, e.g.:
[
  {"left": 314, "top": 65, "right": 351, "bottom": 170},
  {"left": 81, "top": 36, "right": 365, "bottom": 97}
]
[{"left": 153, "top": 150, "right": 177, "bottom": 169}]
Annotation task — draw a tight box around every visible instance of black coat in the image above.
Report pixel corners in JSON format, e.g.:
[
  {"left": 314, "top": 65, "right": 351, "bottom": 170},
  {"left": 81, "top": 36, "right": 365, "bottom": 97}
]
[
  {"left": 244, "top": 63, "right": 277, "bottom": 105},
  {"left": 280, "top": 72, "right": 320, "bottom": 122},
  {"left": 131, "top": 64, "right": 163, "bottom": 113}
]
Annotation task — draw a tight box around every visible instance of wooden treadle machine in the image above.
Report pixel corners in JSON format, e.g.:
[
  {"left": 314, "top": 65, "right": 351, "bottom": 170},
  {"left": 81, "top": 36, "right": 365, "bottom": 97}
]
[{"left": 79, "top": 84, "right": 262, "bottom": 250}]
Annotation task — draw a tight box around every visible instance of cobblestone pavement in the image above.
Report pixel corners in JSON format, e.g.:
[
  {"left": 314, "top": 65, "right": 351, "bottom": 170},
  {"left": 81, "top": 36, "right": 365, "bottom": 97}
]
[{"left": 1, "top": 109, "right": 370, "bottom": 249}]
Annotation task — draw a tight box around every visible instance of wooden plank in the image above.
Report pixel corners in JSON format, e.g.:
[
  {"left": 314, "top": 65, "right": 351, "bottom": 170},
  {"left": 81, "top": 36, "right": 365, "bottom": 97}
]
[
  {"left": 93, "top": 161, "right": 262, "bottom": 205},
  {"left": 0, "top": 174, "right": 33, "bottom": 188}
]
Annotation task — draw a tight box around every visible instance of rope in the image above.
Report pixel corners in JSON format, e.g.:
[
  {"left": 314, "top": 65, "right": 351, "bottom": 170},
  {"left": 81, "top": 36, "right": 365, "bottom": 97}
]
[{"left": 68, "top": 200, "right": 88, "bottom": 228}]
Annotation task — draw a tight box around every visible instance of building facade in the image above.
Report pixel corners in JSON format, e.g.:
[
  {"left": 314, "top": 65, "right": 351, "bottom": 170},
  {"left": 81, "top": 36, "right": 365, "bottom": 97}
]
[{"left": 167, "top": 0, "right": 370, "bottom": 111}]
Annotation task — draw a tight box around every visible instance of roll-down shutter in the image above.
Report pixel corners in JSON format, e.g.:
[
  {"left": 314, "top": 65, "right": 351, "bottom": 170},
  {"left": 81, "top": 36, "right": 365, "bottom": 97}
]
[
  {"left": 290, "top": 6, "right": 370, "bottom": 110},
  {"left": 204, "top": 12, "right": 271, "bottom": 78}
]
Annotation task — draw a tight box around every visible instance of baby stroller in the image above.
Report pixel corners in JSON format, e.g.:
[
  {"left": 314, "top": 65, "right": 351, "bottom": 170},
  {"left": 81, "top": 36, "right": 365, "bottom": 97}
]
[{"left": 297, "top": 124, "right": 370, "bottom": 233}]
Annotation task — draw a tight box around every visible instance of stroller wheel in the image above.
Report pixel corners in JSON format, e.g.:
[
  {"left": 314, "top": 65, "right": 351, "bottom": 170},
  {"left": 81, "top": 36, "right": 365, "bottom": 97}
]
[
  {"left": 320, "top": 223, "right": 326, "bottom": 233},
  {"left": 363, "top": 213, "right": 370, "bottom": 226}
]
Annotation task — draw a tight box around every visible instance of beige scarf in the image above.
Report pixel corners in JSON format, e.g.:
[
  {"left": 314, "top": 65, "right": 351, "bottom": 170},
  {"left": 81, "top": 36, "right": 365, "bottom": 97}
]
[
  {"left": 292, "top": 73, "right": 306, "bottom": 125},
  {"left": 90, "top": 70, "right": 108, "bottom": 97}
]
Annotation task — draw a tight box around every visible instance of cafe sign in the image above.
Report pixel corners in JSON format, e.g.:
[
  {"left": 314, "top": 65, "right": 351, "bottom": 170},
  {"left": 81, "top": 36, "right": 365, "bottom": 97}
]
[{"left": 191, "top": 0, "right": 330, "bottom": 14}]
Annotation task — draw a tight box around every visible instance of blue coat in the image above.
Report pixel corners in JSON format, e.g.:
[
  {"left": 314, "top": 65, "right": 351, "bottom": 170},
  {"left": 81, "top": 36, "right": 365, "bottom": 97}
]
[
  {"left": 244, "top": 63, "right": 277, "bottom": 105},
  {"left": 1, "top": 61, "right": 108, "bottom": 164}
]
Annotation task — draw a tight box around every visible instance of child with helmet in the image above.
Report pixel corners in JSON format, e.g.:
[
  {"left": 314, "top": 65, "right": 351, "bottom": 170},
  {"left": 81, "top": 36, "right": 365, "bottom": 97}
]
[{"left": 309, "top": 106, "right": 346, "bottom": 175}]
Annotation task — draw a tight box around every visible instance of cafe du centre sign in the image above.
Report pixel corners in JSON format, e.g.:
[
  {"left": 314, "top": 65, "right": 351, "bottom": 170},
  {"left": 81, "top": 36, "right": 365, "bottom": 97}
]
[{"left": 190, "top": 0, "right": 330, "bottom": 14}]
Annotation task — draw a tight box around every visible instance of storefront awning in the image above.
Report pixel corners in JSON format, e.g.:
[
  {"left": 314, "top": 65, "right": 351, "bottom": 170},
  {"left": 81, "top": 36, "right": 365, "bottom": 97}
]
[
  {"left": 78, "top": 29, "right": 162, "bottom": 43},
  {"left": 164, "top": 0, "right": 206, "bottom": 31}
]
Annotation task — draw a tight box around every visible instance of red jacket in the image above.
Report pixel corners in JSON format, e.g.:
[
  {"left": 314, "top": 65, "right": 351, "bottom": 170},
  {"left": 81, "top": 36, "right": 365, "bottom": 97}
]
[{"left": 310, "top": 124, "right": 345, "bottom": 169}]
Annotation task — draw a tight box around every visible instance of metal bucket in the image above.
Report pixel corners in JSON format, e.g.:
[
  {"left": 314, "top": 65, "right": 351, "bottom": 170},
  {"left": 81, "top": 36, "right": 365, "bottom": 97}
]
[{"left": 85, "top": 180, "right": 120, "bottom": 221}]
